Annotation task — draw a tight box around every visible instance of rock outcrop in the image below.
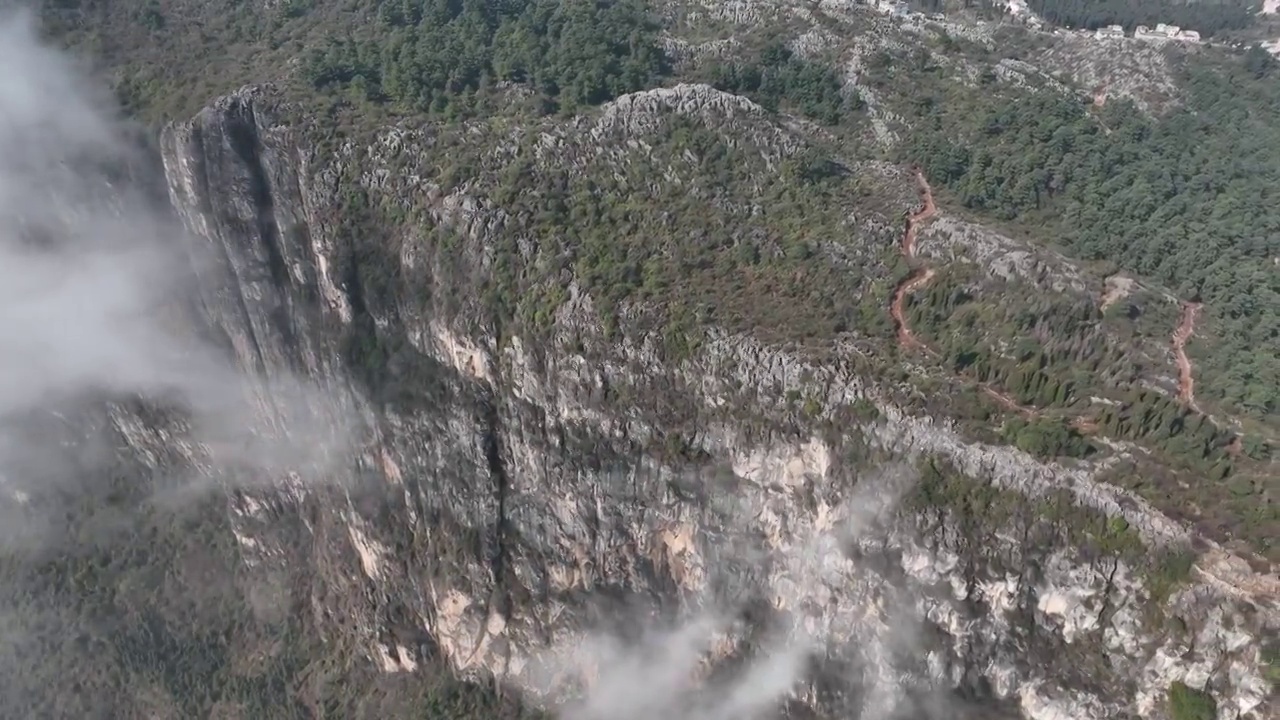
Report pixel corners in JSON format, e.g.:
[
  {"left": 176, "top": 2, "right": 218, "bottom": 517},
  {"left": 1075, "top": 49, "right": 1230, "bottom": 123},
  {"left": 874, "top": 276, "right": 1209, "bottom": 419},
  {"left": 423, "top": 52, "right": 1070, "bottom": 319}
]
[{"left": 154, "top": 86, "right": 1277, "bottom": 720}]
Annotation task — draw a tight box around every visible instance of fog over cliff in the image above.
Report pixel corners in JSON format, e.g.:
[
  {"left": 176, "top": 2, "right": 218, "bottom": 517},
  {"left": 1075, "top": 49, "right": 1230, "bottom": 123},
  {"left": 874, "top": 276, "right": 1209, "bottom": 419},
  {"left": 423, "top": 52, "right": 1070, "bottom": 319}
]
[
  {"left": 0, "top": 15, "right": 969, "bottom": 717},
  {"left": 0, "top": 10, "right": 1270, "bottom": 720},
  {"left": 0, "top": 11, "right": 355, "bottom": 550},
  {"left": 527, "top": 464, "right": 988, "bottom": 720}
]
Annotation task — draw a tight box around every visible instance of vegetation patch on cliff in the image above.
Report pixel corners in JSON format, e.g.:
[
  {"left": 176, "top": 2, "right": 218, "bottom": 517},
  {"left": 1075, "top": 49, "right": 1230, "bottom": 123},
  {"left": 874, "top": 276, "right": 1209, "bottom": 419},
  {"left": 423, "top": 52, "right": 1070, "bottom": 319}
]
[
  {"left": 909, "top": 456, "right": 1201, "bottom": 599},
  {"left": 1166, "top": 680, "right": 1217, "bottom": 720},
  {"left": 395, "top": 106, "right": 891, "bottom": 355}
]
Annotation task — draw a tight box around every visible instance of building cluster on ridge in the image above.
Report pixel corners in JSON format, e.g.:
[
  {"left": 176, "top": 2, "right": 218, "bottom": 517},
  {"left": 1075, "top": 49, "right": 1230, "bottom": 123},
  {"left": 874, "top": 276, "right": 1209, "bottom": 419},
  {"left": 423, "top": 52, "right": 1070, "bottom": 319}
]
[
  {"left": 1094, "top": 22, "right": 1201, "bottom": 43},
  {"left": 856, "top": 0, "right": 1207, "bottom": 47}
]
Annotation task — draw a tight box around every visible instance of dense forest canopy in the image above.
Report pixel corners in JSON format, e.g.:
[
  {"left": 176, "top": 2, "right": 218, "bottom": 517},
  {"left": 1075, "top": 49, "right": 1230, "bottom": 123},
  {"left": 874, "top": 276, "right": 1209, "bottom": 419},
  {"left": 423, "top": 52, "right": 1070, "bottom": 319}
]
[
  {"left": 304, "top": 0, "right": 670, "bottom": 116},
  {"left": 907, "top": 53, "right": 1280, "bottom": 418},
  {"left": 701, "top": 41, "right": 858, "bottom": 125}
]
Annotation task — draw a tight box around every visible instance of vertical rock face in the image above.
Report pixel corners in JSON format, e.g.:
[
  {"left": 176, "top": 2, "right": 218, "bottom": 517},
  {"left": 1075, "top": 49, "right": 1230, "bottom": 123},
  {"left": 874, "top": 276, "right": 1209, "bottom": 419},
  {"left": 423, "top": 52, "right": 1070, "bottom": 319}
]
[
  {"left": 157, "top": 88, "right": 1277, "bottom": 720},
  {"left": 161, "top": 88, "right": 341, "bottom": 384}
]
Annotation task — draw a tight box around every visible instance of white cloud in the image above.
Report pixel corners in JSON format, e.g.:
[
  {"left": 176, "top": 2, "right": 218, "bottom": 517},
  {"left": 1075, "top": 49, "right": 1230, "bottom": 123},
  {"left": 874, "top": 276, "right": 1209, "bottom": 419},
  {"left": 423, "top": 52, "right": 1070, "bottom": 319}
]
[{"left": 0, "top": 8, "right": 356, "bottom": 546}]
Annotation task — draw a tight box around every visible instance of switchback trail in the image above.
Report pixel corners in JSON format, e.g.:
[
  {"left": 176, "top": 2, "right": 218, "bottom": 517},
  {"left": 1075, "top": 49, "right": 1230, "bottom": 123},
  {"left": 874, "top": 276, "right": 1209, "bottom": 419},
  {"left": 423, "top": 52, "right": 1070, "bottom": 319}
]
[
  {"left": 891, "top": 170, "right": 938, "bottom": 353},
  {"left": 1173, "top": 301, "right": 1202, "bottom": 411},
  {"left": 889, "top": 170, "right": 1080, "bottom": 426},
  {"left": 881, "top": 182, "right": 1271, "bottom": 597}
]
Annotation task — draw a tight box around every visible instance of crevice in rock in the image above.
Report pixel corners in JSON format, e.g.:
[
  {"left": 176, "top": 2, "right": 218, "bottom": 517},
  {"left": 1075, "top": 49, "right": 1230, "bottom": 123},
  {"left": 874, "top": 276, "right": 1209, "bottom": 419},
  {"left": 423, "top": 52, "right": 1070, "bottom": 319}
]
[
  {"left": 224, "top": 102, "right": 303, "bottom": 367},
  {"left": 480, "top": 389, "right": 513, "bottom": 622},
  {"left": 188, "top": 121, "right": 271, "bottom": 381},
  {"left": 1095, "top": 557, "right": 1120, "bottom": 631}
]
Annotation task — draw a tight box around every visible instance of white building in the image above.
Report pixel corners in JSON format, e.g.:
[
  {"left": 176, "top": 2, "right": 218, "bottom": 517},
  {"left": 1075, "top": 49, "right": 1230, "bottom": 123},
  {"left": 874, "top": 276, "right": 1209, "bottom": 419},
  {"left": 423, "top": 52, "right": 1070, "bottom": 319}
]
[
  {"left": 1094, "top": 24, "right": 1124, "bottom": 39},
  {"left": 1005, "top": 0, "right": 1029, "bottom": 15},
  {"left": 1134, "top": 23, "right": 1202, "bottom": 43},
  {"left": 1134, "top": 25, "right": 1166, "bottom": 40}
]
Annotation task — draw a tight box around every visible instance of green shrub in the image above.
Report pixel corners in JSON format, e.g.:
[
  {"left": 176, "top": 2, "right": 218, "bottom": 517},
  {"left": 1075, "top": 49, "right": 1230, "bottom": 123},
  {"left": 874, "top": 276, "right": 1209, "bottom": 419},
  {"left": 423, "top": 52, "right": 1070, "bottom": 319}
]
[
  {"left": 1166, "top": 681, "right": 1216, "bottom": 720},
  {"left": 1004, "top": 417, "right": 1091, "bottom": 459}
]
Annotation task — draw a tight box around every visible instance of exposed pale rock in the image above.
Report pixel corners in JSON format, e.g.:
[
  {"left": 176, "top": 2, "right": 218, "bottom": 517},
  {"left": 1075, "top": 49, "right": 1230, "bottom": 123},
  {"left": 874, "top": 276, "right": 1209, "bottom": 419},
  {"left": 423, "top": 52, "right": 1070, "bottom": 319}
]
[{"left": 155, "top": 85, "right": 1279, "bottom": 720}]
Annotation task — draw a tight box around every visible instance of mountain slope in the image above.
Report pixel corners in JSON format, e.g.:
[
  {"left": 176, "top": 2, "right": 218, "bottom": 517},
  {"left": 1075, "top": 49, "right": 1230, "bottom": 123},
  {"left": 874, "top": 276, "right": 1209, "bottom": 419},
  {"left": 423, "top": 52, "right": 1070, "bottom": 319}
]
[
  {"left": 3, "top": 1, "right": 1277, "bottom": 719},
  {"left": 151, "top": 82, "right": 1276, "bottom": 719}
]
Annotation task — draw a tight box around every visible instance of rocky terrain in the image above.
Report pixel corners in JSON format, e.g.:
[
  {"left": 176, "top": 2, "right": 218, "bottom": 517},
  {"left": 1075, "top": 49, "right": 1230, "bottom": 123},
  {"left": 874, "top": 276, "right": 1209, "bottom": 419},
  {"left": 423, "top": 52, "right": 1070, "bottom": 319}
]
[
  {"left": 2, "top": 1, "right": 1277, "bottom": 719},
  {"left": 147, "top": 78, "right": 1278, "bottom": 718}
]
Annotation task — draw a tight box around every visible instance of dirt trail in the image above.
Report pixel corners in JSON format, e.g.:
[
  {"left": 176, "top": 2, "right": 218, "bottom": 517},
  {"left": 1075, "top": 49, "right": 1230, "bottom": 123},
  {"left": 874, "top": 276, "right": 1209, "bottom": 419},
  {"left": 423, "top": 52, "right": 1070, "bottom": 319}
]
[
  {"left": 982, "top": 385, "right": 1035, "bottom": 419},
  {"left": 890, "top": 170, "right": 1100, "bottom": 425},
  {"left": 891, "top": 170, "right": 939, "bottom": 353},
  {"left": 1172, "top": 301, "right": 1202, "bottom": 410},
  {"left": 890, "top": 173, "right": 1039, "bottom": 415},
  {"left": 889, "top": 171, "right": 1072, "bottom": 424},
  {"left": 880, "top": 178, "right": 1274, "bottom": 596},
  {"left": 1092, "top": 84, "right": 1108, "bottom": 108},
  {"left": 983, "top": 385, "right": 1106, "bottom": 434}
]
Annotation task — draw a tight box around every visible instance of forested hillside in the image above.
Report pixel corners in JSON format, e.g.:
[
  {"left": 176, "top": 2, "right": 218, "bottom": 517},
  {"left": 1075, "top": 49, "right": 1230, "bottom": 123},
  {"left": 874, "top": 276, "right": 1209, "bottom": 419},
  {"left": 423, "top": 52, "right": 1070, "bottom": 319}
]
[
  {"left": 14, "top": 0, "right": 1280, "bottom": 716},
  {"left": 303, "top": 0, "right": 670, "bottom": 116},
  {"left": 33, "top": 0, "right": 1277, "bottom": 545},
  {"left": 905, "top": 51, "right": 1280, "bottom": 420}
]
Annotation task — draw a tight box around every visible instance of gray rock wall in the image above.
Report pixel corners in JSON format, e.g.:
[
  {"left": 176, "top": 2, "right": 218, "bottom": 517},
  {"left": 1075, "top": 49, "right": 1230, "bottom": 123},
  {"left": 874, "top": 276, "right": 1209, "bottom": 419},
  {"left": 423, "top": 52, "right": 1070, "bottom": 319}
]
[{"left": 156, "top": 87, "right": 1277, "bottom": 720}]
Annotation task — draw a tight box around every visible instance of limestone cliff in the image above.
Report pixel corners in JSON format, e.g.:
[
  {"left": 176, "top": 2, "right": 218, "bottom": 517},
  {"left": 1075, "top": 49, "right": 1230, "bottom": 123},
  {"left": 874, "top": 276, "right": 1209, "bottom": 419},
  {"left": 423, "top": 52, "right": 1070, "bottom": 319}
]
[{"left": 155, "top": 86, "right": 1277, "bottom": 720}]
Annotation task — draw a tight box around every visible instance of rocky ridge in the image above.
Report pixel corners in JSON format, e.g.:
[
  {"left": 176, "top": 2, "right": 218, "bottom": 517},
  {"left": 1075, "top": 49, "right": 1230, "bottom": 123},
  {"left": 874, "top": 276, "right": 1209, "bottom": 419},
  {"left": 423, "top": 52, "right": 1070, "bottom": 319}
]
[{"left": 152, "top": 83, "right": 1278, "bottom": 720}]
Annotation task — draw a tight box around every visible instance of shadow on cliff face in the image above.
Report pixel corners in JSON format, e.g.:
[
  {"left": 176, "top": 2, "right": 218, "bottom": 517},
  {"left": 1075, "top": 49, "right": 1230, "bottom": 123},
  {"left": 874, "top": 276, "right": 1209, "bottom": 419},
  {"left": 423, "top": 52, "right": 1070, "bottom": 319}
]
[
  {"left": 518, "top": 464, "right": 1020, "bottom": 720},
  {"left": 0, "top": 10, "right": 358, "bottom": 549}
]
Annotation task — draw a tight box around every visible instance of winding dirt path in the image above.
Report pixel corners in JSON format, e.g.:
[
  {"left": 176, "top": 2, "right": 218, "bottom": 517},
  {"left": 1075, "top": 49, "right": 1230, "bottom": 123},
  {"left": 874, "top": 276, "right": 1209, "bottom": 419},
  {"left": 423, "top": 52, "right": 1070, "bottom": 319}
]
[
  {"left": 891, "top": 170, "right": 939, "bottom": 353},
  {"left": 1091, "top": 83, "right": 1108, "bottom": 108},
  {"left": 1172, "top": 301, "right": 1202, "bottom": 410},
  {"left": 879, "top": 178, "right": 1275, "bottom": 591},
  {"left": 982, "top": 385, "right": 1035, "bottom": 419},
  {"left": 889, "top": 170, "right": 1083, "bottom": 425}
]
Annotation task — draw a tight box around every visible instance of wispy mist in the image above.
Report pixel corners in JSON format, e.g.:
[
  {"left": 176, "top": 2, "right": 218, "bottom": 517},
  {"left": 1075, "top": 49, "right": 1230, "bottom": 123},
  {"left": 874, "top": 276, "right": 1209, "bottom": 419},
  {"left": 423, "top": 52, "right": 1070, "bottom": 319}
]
[
  {"left": 517, "top": 463, "right": 990, "bottom": 720},
  {"left": 0, "top": 12, "right": 1022, "bottom": 720},
  {"left": 0, "top": 9, "right": 356, "bottom": 547}
]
